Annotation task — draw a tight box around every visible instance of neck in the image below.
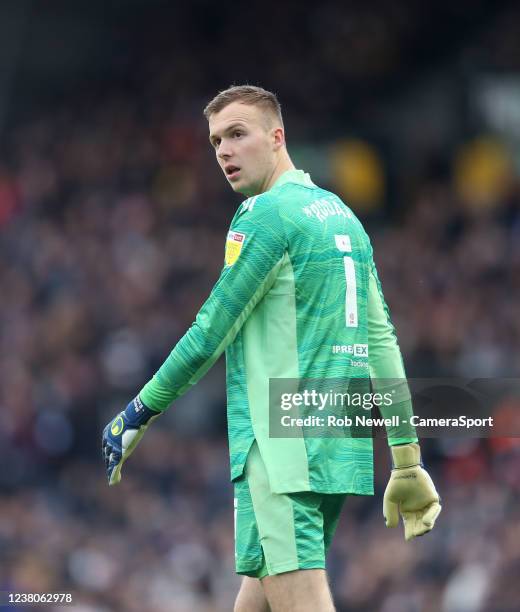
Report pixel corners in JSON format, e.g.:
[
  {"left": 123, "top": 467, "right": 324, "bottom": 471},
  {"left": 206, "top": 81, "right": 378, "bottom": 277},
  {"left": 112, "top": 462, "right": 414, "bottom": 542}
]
[{"left": 262, "top": 151, "right": 295, "bottom": 193}]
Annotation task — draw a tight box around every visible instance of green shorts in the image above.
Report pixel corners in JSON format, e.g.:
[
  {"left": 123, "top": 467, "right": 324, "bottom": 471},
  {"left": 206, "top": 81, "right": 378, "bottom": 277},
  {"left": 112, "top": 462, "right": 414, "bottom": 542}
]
[{"left": 234, "top": 442, "right": 346, "bottom": 578}]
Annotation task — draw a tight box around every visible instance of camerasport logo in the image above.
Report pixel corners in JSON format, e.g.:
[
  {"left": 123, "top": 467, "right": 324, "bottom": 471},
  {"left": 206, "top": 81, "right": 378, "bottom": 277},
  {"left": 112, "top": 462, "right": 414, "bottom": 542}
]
[
  {"left": 225, "top": 231, "right": 246, "bottom": 266},
  {"left": 332, "top": 344, "right": 368, "bottom": 356}
]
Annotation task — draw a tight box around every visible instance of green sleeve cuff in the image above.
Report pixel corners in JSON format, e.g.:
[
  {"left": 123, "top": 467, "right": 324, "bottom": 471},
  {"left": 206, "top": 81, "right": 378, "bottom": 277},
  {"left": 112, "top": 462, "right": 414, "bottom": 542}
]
[
  {"left": 388, "top": 436, "right": 419, "bottom": 446},
  {"left": 379, "top": 398, "right": 418, "bottom": 446},
  {"left": 139, "top": 376, "right": 175, "bottom": 412}
]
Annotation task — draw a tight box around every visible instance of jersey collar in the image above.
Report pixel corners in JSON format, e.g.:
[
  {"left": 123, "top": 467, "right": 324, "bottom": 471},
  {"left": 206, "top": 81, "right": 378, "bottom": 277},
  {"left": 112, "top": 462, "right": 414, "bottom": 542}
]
[{"left": 271, "top": 169, "right": 315, "bottom": 190}]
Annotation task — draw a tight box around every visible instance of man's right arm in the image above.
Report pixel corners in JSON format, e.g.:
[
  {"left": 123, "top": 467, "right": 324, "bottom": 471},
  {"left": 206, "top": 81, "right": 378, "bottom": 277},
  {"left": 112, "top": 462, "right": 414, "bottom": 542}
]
[
  {"left": 366, "top": 248, "right": 417, "bottom": 444},
  {"left": 366, "top": 241, "right": 441, "bottom": 539}
]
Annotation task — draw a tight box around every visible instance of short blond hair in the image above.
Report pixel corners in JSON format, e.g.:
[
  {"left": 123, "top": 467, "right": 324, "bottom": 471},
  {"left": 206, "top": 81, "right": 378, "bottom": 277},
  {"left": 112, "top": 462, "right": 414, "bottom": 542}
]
[{"left": 203, "top": 85, "right": 283, "bottom": 127}]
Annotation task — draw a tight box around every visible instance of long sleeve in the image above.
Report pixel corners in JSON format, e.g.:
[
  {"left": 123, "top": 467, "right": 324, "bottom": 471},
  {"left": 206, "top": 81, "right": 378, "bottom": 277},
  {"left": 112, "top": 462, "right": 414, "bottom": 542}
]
[
  {"left": 140, "top": 194, "right": 286, "bottom": 411},
  {"left": 367, "top": 251, "right": 418, "bottom": 445}
]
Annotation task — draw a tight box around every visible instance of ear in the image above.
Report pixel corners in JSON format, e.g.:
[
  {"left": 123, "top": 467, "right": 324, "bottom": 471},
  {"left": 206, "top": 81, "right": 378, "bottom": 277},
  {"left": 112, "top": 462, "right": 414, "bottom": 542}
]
[{"left": 272, "top": 126, "right": 285, "bottom": 151}]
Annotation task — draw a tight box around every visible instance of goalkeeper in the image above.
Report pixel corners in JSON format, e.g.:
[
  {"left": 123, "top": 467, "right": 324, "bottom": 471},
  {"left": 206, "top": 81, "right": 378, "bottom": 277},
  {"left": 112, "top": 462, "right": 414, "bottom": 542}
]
[{"left": 102, "top": 85, "right": 441, "bottom": 612}]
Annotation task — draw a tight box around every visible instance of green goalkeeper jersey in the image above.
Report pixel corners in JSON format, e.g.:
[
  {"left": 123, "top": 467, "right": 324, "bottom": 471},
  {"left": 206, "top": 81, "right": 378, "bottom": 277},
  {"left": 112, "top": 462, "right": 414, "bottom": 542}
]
[{"left": 140, "top": 169, "right": 416, "bottom": 495}]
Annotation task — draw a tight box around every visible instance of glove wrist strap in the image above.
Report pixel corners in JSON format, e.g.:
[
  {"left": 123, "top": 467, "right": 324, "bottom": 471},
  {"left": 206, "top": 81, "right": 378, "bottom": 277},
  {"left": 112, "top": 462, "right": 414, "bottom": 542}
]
[
  {"left": 390, "top": 442, "right": 422, "bottom": 469},
  {"left": 123, "top": 396, "right": 161, "bottom": 427}
]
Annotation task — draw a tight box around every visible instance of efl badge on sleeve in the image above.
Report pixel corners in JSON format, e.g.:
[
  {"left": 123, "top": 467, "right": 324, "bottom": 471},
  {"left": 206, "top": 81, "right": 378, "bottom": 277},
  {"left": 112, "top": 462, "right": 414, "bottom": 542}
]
[{"left": 225, "top": 231, "right": 246, "bottom": 266}]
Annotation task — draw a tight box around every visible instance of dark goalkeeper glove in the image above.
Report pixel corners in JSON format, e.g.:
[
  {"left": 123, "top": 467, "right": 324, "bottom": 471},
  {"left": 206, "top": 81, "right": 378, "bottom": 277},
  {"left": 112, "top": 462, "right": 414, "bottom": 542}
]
[
  {"left": 383, "top": 443, "right": 441, "bottom": 541},
  {"left": 102, "top": 396, "right": 160, "bottom": 486}
]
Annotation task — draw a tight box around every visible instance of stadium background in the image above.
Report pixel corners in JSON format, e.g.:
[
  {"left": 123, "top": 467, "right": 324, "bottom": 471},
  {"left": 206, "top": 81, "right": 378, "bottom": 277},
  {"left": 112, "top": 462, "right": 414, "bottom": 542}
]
[{"left": 1, "top": 0, "right": 520, "bottom": 610}]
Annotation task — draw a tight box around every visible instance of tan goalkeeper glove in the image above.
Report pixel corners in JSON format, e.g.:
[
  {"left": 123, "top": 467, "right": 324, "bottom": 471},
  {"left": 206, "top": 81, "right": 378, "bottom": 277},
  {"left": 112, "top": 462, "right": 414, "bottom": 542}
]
[{"left": 383, "top": 443, "right": 441, "bottom": 541}]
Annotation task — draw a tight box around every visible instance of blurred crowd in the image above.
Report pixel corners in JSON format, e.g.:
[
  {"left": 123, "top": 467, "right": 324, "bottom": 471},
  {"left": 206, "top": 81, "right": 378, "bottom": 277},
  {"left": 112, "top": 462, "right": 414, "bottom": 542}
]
[{"left": 1, "top": 1, "right": 520, "bottom": 611}]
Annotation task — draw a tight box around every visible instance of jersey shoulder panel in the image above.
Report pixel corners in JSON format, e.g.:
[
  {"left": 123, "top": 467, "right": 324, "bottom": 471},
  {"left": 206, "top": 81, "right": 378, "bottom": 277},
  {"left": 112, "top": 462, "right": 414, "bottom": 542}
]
[{"left": 231, "top": 190, "right": 284, "bottom": 231}]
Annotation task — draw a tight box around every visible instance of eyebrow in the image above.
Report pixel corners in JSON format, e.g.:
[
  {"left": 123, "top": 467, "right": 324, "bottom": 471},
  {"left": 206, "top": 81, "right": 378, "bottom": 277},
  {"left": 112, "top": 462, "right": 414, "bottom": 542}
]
[{"left": 209, "top": 122, "right": 247, "bottom": 144}]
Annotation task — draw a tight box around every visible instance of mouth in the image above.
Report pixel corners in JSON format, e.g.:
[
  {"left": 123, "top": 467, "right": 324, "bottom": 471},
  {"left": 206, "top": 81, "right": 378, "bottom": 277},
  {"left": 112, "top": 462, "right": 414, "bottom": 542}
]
[{"left": 224, "top": 165, "right": 241, "bottom": 181}]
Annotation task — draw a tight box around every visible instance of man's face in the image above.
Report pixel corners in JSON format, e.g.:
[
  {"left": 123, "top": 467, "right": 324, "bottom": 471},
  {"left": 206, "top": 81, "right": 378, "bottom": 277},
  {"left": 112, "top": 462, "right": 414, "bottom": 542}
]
[{"left": 208, "top": 102, "right": 278, "bottom": 197}]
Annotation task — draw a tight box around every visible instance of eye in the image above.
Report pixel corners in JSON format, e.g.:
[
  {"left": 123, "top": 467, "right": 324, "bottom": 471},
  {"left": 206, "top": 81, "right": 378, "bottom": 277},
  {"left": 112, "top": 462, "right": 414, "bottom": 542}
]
[{"left": 233, "top": 131, "right": 243, "bottom": 138}]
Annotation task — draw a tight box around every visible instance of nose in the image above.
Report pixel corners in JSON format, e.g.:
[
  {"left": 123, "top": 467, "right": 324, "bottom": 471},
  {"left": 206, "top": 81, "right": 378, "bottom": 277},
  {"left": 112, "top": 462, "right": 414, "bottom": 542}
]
[{"left": 217, "top": 139, "right": 233, "bottom": 160}]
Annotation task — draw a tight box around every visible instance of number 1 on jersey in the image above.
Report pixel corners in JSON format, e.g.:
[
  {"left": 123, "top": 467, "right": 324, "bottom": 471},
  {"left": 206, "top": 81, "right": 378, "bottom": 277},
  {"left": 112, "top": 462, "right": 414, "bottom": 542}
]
[{"left": 335, "top": 234, "right": 358, "bottom": 327}]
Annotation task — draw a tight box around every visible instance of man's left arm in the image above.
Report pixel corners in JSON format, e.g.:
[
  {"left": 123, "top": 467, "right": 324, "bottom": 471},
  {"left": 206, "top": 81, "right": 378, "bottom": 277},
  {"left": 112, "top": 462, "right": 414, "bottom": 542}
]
[{"left": 102, "top": 196, "right": 286, "bottom": 484}]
